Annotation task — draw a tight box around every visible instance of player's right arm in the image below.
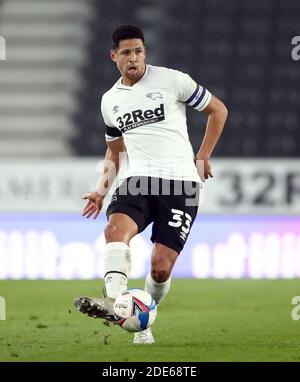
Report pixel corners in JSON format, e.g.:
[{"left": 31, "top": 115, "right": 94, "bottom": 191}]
[{"left": 82, "top": 138, "right": 125, "bottom": 219}]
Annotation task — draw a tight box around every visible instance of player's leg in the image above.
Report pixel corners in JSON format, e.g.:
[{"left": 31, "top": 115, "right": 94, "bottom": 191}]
[
  {"left": 145, "top": 242, "right": 178, "bottom": 304},
  {"left": 103, "top": 181, "right": 152, "bottom": 300},
  {"left": 75, "top": 177, "right": 151, "bottom": 321},
  {"left": 103, "top": 212, "right": 138, "bottom": 299},
  {"left": 134, "top": 243, "right": 178, "bottom": 344},
  {"left": 145, "top": 180, "right": 199, "bottom": 304},
  {"left": 134, "top": 180, "right": 199, "bottom": 343},
  {"left": 74, "top": 212, "right": 138, "bottom": 320}
]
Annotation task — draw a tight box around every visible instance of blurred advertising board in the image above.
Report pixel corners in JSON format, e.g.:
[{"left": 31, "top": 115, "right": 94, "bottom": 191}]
[
  {"left": 0, "top": 158, "right": 299, "bottom": 214},
  {"left": 0, "top": 213, "right": 299, "bottom": 279}
]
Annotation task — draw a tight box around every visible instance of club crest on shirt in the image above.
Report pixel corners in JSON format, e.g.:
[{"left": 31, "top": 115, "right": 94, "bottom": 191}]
[
  {"left": 146, "top": 92, "right": 163, "bottom": 101},
  {"left": 113, "top": 106, "right": 119, "bottom": 114}
]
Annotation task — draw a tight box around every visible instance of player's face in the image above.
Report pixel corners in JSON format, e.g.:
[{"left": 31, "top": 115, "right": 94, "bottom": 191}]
[{"left": 111, "top": 39, "right": 146, "bottom": 86}]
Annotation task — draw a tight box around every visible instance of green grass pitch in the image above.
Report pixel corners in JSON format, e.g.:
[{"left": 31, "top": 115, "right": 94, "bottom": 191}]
[{"left": 0, "top": 279, "right": 300, "bottom": 362}]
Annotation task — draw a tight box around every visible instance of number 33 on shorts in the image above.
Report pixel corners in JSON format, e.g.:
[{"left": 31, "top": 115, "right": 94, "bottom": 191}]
[{"left": 168, "top": 209, "right": 192, "bottom": 241}]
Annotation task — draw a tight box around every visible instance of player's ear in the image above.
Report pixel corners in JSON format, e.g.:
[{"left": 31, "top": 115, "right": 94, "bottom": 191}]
[{"left": 110, "top": 49, "right": 117, "bottom": 62}]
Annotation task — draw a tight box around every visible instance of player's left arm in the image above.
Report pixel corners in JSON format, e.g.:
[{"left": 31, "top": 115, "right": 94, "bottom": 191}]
[{"left": 195, "top": 95, "right": 228, "bottom": 181}]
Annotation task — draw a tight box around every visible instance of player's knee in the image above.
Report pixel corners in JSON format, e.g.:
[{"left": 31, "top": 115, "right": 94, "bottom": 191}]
[
  {"left": 151, "top": 243, "right": 178, "bottom": 282},
  {"left": 151, "top": 266, "right": 170, "bottom": 283},
  {"left": 104, "top": 222, "right": 119, "bottom": 242}
]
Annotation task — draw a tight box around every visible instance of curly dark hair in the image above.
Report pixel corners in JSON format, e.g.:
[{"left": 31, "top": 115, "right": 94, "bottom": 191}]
[{"left": 112, "top": 24, "right": 145, "bottom": 49}]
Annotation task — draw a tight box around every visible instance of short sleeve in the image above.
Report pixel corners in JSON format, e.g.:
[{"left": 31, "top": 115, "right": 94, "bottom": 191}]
[
  {"left": 175, "top": 71, "right": 212, "bottom": 112},
  {"left": 101, "top": 95, "right": 123, "bottom": 142}
]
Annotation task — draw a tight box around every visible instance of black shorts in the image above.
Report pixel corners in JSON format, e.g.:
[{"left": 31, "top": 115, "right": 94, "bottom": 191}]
[{"left": 106, "top": 176, "right": 200, "bottom": 254}]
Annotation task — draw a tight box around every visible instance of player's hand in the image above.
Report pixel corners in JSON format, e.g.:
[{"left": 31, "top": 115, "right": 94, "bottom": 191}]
[
  {"left": 82, "top": 192, "right": 104, "bottom": 219},
  {"left": 195, "top": 158, "right": 213, "bottom": 182}
]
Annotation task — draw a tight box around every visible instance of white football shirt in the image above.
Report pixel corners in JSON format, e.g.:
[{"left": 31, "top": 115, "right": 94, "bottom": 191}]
[{"left": 101, "top": 64, "right": 211, "bottom": 182}]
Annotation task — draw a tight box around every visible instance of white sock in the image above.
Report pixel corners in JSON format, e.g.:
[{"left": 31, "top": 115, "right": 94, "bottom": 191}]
[
  {"left": 145, "top": 272, "right": 171, "bottom": 305},
  {"left": 103, "top": 242, "right": 131, "bottom": 299}
]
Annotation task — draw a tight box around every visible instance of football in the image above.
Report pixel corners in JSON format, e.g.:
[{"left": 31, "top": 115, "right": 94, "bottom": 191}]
[{"left": 113, "top": 289, "right": 157, "bottom": 332}]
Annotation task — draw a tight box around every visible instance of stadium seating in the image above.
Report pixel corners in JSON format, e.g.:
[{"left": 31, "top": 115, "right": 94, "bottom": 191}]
[
  {"left": 0, "top": 0, "right": 92, "bottom": 157},
  {"left": 0, "top": 0, "right": 298, "bottom": 157},
  {"left": 72, "top": 0, "right": 300, "bottom": 157}
]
